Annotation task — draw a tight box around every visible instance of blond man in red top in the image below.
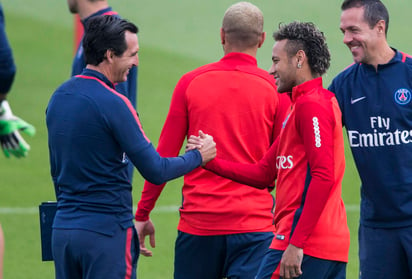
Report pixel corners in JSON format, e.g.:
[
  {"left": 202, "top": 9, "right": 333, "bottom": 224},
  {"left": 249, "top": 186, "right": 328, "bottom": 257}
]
[{"left": 134, "top": 2, "right": 290, "bottom": 278}]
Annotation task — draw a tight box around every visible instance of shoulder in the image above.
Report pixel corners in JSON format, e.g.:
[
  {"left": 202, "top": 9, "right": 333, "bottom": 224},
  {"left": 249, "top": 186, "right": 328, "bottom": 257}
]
[
  {"left": 299, "top": 87, "right": 335, "bottom": 106},
  {"left": 398, "top": 51, "right": 412, "bottom": 69},
  {"left": 178, "top": 61, "right": 277, "bottom": 92},
  {"left": 53, "top": 76, "right": 77, "bottom": 93},
  {"left": 331, "top": 63, "right": 358, "bottom": 86},
  {"left": 295, "top": 90, "right": 338, "bottom": 127},
  {"left": 244, "top": 66, "right": 277, "bottom": 88}
]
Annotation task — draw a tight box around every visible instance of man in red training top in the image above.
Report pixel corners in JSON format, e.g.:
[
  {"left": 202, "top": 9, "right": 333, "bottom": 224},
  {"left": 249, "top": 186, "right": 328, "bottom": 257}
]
[
  {"left": 134, "top": 2, "right": 290, "bottom": 278},
  {"left": 192, "top": 21, "right": 350, "bottom": 279}
]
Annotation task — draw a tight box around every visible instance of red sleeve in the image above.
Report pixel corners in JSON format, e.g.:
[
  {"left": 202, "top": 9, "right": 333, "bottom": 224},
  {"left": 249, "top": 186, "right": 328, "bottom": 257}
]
[
  {"left": 273, "top": 93, "right": 291, "bottom": 139},
  {"left": 204, "top": 138, "right": 279, "bottom": 189},
  {"left": 135, "top": 77, "right": 189, "bottom": 221},
  {"left": 289, "top": 96, "right": 337, "bottom": 248}
]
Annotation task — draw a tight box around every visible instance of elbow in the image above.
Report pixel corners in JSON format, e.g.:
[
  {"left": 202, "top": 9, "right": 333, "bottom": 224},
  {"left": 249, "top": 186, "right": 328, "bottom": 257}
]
[
  {"left": 143, "top": 174, "right": 166, "bottom": 185},
  {"left": 141, "top": 167, "right": 172, "bottom": 185}
]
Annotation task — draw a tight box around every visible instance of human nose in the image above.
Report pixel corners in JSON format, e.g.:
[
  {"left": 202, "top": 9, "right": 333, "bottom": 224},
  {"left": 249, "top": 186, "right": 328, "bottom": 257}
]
[
  {"left": 268, "top": 64, "right": 276, "bottom": 76},
  {"left": 342, "top": 31, "right": 352, "bottom": 45}
]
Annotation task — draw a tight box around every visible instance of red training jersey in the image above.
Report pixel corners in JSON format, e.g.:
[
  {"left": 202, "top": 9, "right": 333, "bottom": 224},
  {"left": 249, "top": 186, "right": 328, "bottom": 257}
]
[
  {"left": 136, "top": 52, "right": 290, "bottom": 235},
  {"left": 206, "top": 77, "right": 349, "bottom": 261}
]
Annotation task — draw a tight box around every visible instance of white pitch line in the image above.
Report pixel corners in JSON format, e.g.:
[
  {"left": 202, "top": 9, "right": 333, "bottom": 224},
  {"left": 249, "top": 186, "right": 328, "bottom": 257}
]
[
  {"left": 0, "top": 204, "right": 360, "bottom": 215},
  {"left": 0, "top": 207, "right": 38, "bottom": 214},
  {"left": 0, "top": 205, "right": 180, "bottom": 215}
]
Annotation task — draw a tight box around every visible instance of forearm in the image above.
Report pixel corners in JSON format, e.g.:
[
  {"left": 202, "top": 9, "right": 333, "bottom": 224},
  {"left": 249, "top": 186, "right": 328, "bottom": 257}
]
[
  {"left": 289, "top": 176, "right": 333, "bottom": 248},
  {"left": 0, "top": 41, "right": 16, "bottom": 94},
  {"left": 205, "top": 158, "right": 273, "bottom": 189},
  {"left": 135, "top": 181, "right": 165, "bottom": 221},
  {"left": 204, "top": 140, "right": 278, "bottom": 188},
  {"left": 291, "top": 98, "right": 336, "bottom": 247},
  {"left": 130, "top": 145, "right": 201, "bottom": 185}
]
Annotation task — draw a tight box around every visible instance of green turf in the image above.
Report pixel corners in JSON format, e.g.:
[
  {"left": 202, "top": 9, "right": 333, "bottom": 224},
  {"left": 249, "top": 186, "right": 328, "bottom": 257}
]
[{"left": 0, "top": 0, "right": 411, "bottom": 278}]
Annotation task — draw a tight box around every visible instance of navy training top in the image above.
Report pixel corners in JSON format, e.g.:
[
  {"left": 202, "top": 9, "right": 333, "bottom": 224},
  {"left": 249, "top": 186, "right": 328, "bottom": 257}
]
[
  {"left": 329, "top": 49, "right": 412, "bottom": 228},
  {"left": 46, "top": 69, "right": 201, "bottom": 235}
]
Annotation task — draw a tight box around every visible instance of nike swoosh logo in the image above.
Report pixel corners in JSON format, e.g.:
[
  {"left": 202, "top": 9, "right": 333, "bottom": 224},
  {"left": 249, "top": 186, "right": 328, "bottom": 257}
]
[{"left": 351, "top": 96, "right": 366, "bottom": 104}]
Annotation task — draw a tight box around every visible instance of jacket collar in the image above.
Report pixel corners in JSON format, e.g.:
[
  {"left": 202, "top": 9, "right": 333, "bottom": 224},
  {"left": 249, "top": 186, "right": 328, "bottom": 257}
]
[{"left": 291, "top": 77, "right": 323, "bottom": 103}]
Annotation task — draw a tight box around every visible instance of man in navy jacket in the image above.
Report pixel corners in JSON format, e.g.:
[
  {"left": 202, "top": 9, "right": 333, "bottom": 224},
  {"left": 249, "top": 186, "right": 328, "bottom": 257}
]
[{"left": 47, "top": 15, "right": 215, "bottom": 279}]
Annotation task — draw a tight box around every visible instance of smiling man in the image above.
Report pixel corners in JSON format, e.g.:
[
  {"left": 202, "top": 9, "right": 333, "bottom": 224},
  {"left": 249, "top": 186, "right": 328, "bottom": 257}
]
[
  {"left": 197, "top": 21, "right": 350, "bottom": 279},
  {"left": 46, "top": 15, "right": 216, "bottom": 279},
  {"left": 328, "top": 0, "right": 412, "bottom": 278}
]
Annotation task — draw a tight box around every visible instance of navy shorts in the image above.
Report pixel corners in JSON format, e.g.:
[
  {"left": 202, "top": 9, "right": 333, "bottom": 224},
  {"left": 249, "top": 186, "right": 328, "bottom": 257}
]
[
  {"left": 359, "top": 224, "right": 412, "bottom": 279},
  {"left": 174, "top": 230, "right": 273, "bottom": 279},
  {"left": 256, "top": 249, "right": 346, "bottom": 279},
  {"left": 52, "top": 226, "right": 139, "bottom": 279}
]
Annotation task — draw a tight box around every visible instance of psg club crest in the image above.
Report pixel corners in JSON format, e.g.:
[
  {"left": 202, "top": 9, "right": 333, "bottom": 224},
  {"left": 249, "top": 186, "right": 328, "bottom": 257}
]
[{"left": 394, "top": 88, "right": 411, "bottom": 105}]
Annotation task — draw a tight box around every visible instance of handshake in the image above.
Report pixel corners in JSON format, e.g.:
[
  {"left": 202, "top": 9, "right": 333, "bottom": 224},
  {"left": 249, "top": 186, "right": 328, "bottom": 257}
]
[
  {"left": 186, "top": 130, "right": 216, "bottom": 166},
  {"left": 0, "top": 100, "right": 36, "bottom": 158}
]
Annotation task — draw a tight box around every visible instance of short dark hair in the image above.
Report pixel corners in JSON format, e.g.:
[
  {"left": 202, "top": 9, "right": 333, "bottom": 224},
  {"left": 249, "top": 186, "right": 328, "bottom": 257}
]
[
  {"left": 341, "top": 0, "right": 389, "bottom": 35},
  {"left": 83, "top": 15, "right": 138, "bottom": 66},
  {"left": 273, "top": 21, "right": 330, "bottom": 76}
]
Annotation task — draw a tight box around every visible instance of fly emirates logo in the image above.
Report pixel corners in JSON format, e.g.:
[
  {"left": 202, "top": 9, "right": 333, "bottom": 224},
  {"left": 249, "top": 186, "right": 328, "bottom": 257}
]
[{"left": 348, "top": 116, "right": 412, "bottom": 148}]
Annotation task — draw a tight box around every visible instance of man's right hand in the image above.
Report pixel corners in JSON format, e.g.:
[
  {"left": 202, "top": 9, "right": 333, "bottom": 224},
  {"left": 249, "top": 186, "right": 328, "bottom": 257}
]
[
  {"left": 196, "top": 130, "right": 216, "bottom": 166},
  {"left": 134, "top": 219, "right": 156, "bottom": 257}
]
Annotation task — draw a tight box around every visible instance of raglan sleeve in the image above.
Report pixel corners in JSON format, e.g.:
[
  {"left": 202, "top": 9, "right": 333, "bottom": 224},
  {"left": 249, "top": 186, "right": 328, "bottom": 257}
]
[
  {"left": 289, "top": 95, "right": 337, "bottom": 248},
  {"left": 109, "top": 89, "right": 201, "bottom": 187},
  {"left": 204, "top": 138, "right": 279, "bottom": 189}
]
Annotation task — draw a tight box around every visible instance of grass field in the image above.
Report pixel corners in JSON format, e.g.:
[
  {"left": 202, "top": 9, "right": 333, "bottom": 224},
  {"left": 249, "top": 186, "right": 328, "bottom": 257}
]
[{"left": 0, "top": 1, "right": 411, "bottom": 278}]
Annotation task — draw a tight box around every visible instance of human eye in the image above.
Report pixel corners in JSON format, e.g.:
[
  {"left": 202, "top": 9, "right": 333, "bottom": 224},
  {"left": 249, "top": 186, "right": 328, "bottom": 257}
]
[{"left": 272, "top": 56, "right": 279, "bottom": 63}]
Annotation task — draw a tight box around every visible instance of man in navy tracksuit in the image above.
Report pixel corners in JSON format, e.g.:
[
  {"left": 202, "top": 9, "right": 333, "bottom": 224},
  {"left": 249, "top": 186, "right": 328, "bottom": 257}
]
[
  {"left": 329, "top": 0, "right": 412, "bottom": 278},
  {"left": 46, "top": 15, "right": 215, "bottom": 279}
]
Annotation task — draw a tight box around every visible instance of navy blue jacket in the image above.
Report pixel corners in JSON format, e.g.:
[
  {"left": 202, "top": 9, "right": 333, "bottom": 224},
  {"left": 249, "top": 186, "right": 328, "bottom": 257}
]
[
  {"left": 329, "top": 49, "right": 412, "bottom": 228},
  {"left": 46, "top": 69, "right": 201, "bottom": 235}
]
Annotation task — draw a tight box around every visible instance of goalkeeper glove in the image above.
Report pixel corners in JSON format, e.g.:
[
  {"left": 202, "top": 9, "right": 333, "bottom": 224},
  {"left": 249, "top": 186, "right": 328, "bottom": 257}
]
[{"left": 0, "top": 100, "right": 36, "bottom": 158}]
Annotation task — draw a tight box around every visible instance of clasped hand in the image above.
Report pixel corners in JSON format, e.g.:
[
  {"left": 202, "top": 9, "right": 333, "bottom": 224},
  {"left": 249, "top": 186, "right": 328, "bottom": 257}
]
[{"left": 186, "top": 130, "right": 216, "bottom": 166}]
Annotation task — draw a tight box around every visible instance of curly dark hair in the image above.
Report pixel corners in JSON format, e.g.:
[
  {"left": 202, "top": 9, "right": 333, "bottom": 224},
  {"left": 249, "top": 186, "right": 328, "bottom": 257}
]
[
  {"left": 341, "top": 0, "right": 389, "bottom": 36},
  {"left": 273, "top": 21, "right": 330, "bottom": 76}
]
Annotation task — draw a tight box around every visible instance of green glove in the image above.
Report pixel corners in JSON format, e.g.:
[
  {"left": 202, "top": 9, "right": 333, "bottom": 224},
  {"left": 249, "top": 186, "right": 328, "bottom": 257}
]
[{"left": 0, "top": 100, "right": 36, "bottom": 158}]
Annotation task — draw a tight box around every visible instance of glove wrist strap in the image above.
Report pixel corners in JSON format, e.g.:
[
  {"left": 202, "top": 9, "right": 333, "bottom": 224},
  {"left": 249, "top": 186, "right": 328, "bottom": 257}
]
[{"left": 0, "top": 100, "right": 10, "bottom": 116}]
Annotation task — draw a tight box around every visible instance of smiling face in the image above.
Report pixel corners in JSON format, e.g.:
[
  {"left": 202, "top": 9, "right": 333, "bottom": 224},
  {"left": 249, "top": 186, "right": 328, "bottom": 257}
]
[
  {"left": 269, "top": 40, "right": 297, "bottom": 93},
  {"left": 111, "top": 31, "right": 139, "bottom": 83},
  {"left": 340, "top": 6, "right": 382, "bottom": 64}
]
